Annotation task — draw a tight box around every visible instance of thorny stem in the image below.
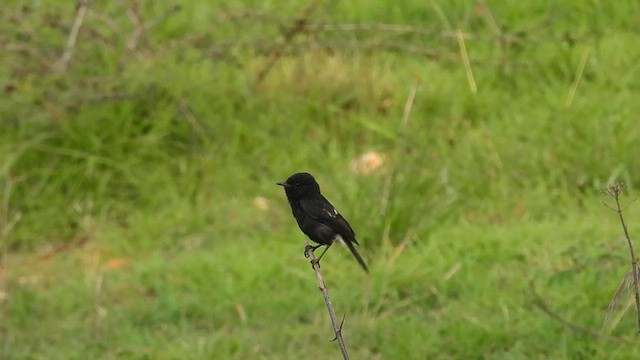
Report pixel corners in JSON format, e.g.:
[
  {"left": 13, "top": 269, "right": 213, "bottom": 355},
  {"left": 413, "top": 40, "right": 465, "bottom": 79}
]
[{"left": 608, "top": 184, "right": 640, "bottom": 333}]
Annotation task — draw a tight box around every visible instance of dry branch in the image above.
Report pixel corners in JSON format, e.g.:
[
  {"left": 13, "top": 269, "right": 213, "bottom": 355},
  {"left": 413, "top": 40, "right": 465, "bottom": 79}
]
[
  {"left": 604, "top": 183, "right": 640, "bottom": 333},
  {"left": 304, "top": 242, "right": 350, "bottom": 360},
  {"left": 256, "top": 0, "right": 321, "bottom": 83},
  {"left": 309, "top": 23, "right": 459, "bottom": 38}
]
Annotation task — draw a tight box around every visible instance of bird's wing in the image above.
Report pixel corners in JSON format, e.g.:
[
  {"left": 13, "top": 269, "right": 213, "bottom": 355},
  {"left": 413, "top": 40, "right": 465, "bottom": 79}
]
[{"left": 300, "top": 196, "right": 358, "bottom": 243}]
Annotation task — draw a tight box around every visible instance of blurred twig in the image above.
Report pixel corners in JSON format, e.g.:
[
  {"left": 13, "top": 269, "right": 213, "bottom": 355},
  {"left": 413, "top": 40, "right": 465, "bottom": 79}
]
[
  {"left": 565, "top": 48, "right": 591, "bottom": 108},
  {"left": 256, "top": 0, "right": 322, "bottom": 83},
  {"left": 128, "top": 3, "right": 182, "bottom": 51},
  {"left": 210, "top": 39, "right": 444, "bottom": 61},
  {"left": 456, "top": 28, "right": 477, "bottom": 94},
  {"left": 310, "top": 23, "right": 459, "bottom": 38},
  {"left": 145, "top": 5, "right": 182, "bottom": 31},
  {"left": 304, "top": 242, "right": 350, "bottom": 360},
  {"left": 605, "top": 268, "right": 640, "bottom": 327},
  {"left": 53, "top": 0, "right": 89, "bottom": 71},
  {"left": 0, "top": 173, "right": 24, "bottom": 356},
  {"left": 529, "top": 281, "right": 630, "bottom": 344},
  {"left": 126, "top": 0, "right": 146, "bottom": 50}
]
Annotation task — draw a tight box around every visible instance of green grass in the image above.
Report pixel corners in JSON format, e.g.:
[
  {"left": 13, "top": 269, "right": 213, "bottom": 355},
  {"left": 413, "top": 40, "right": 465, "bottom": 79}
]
[{"left": 2, "top": 0, "right": 640, "bottom": 358}]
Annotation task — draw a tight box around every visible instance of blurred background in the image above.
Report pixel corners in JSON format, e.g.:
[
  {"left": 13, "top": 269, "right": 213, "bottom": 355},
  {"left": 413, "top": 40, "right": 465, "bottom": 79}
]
[{"left": 2, "top": 0, "right": 640, "bottom": 358}]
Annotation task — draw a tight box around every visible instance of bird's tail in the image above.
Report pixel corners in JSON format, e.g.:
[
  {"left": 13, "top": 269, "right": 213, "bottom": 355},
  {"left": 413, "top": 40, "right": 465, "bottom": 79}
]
[{"left": 345, "top": 240, "right": 369, "bottom": 273}]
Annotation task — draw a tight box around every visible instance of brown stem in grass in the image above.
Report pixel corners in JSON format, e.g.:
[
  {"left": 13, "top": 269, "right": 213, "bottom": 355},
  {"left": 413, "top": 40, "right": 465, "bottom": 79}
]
[
  {"left": 304, "top": 243, "right": 350, "bottom": 360},
  {"left": 604, "top": 183, "right": 640, "bottom": 334}
]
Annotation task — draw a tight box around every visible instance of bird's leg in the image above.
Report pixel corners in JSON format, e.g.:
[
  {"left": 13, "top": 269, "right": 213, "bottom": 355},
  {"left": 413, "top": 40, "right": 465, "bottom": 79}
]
[
  {"left": 316, "top": 243, "right": 332, "bottom": 261},
  {"left": 311, "top": 243, "right": 333, "bottom": 266}
]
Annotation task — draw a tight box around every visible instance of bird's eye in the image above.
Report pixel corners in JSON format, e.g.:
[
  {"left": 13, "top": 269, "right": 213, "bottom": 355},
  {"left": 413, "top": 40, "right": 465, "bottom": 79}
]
[{"left": 295, "top": 182, "right": 300, "bottom": 187}]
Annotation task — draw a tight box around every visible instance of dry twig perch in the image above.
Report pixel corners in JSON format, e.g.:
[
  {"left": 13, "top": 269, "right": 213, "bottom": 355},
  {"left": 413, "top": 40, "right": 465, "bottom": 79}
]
[{"left": 304, "top": 242, "right": 350, "bottom": 360}]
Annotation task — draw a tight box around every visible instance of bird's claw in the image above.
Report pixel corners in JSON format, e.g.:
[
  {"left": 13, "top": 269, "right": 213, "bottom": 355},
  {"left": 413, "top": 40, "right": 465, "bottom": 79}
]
[
  {"left": 311, "top": 258, "right": 321, "bottom": 268},
  {"left": 304, "top": 244, "right": 321, "bottom": 258},
  {"left": 304, "top": 244, "right": 313, "bottom": 258}
]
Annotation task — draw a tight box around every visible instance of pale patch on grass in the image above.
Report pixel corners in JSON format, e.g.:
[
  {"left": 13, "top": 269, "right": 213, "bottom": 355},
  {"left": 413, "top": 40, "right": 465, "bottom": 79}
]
[{"left": 255, "top": 49, "right": 399, "bottom": 112}]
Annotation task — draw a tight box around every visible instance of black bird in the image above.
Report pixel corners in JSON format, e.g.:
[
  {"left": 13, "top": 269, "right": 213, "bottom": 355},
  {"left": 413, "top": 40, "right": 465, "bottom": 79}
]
[{"left": 277, "top": 172, "right": 368, "bottom": 272}]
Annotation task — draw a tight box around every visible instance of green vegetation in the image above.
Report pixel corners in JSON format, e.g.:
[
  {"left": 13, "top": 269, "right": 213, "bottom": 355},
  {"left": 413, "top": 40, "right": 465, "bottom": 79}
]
[{"left": 2, "top": 0, "right": 640, "bottom": 358}]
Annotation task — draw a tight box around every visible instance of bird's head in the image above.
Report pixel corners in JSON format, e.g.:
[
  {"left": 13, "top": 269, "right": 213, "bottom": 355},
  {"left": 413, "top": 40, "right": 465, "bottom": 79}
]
[{"left": 277, "top": 172, "right": 321, "bottom": 199}]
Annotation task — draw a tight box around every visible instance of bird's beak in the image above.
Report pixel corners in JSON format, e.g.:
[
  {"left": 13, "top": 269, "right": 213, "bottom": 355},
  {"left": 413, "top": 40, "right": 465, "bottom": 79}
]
[{"left": 276, "top": 181, "right": 289, "bottom": 187}]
